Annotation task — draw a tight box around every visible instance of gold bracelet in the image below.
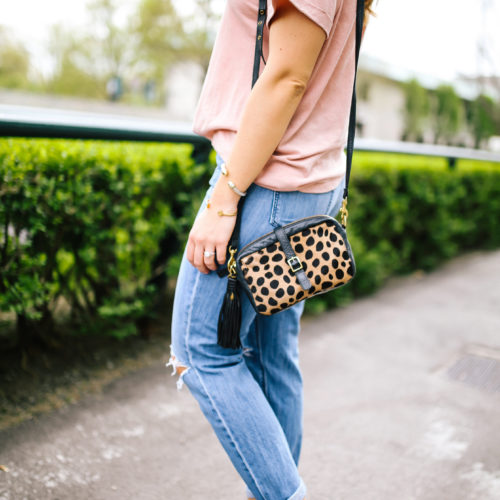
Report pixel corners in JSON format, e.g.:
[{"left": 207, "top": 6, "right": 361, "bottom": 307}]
[
  {"left": 207, "top": 199, "right": 237, "bottom": 217},
  {"left": 221, "top": 162, "right": 229, "bottom": 176},
  {"left": 217, "top": 209, "right": 237, "bottom": 217}
]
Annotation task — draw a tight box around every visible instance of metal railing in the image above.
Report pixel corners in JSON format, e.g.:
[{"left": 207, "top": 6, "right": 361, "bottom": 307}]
[
  {"left": 2, "top": 103, "right": 500, "bottom": 166},
  {"left": 0, "top": 104, "right": 213, "bottom": 162}
]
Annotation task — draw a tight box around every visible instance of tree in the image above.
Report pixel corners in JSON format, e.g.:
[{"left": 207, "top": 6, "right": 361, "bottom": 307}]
[
  {"left": 130, "top": 0, "right": 221, "bottom": 95},
  {"left": 494, "top": 100, "right": 500, "bottom": 136},
  {"left": 45, "top": 24, "right": 105, "bottom": 99},
  {"left": 129, "top": 0, "right": 186, "bottom": 103},
  {"left": 85, "top": 0, "right": 132, "bottom": 79},
  {"left": 19, "top": 0, "right": 222, "bottom": 103},
  {"left": 181, "top": 0, "right": 221, "bottom": 75},
  {"left": 45, "top": 0, "right": 135, "bottom": 100},
  {"left": 431, "top": 84, "right": 465, "bottom": 145},
  {"left": 0, "top": 26, "right": 30, "bottom": 89},
  {"left": 401, "top": 78, "right": 431, "bottom": 143},
  {"left": 469, "top": 94, "right": 497, "bottom": 149}
]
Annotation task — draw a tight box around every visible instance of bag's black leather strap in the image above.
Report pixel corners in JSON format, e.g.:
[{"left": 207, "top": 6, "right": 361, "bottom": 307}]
[
  {"left": 253, "top": 0, "right": 268, "bottom": 87},
  {"left": 273, "top": 227, "right": 311, "bottom": 291},
  {"left": 229, "top": 196, "right": 246, "bottom": 251},
  {"left": 344, "top": 0, "right": 365, "bottom": 199}
]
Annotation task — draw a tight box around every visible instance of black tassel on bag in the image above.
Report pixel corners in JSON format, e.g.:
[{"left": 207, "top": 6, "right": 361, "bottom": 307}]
[
  {"left": 217, "top": 247, "right": 242, "bottom": 348},
  {"left": 217, "top": 275, "right": 242, "bottom": 348}
]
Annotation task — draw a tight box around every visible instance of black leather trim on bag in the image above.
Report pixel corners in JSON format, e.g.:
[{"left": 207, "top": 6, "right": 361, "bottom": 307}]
[
  {"left": 237, "top": 215, "right": 335, "bottom": 258},
  {"left": 273, "top": 226, "right": 311, "bottom": 291}
]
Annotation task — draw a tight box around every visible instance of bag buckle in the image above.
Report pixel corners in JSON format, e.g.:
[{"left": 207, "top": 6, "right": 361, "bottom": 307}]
[{"left": 287, "top": 255, "right": 303, "bottom": 273}]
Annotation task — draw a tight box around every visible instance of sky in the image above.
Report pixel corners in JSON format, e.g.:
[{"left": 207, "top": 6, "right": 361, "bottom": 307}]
[
  {"left": 362, "top": 0, "right": 500, "bottom": 81},
  {"left": 1, "top": 0, "right": 499, "bottom": 82}
]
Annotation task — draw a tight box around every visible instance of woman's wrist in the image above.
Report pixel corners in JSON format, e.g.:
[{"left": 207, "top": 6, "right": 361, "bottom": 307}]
[{"left": 209, "top": 177, "right": 241, "bottom": 210}]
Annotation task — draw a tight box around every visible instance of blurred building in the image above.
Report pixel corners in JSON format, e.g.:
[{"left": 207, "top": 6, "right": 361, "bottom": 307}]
[
  {"left": 356, "top": 53, "right": 500, "bottom": 149},
  {"left": 164, "top": 61, "right": 205, "bottom": 122}
]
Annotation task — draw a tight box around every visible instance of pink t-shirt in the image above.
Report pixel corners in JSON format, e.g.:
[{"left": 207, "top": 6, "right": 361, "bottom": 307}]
[{"left": 192, "top": 0, "right": 358, "bottom": 193}]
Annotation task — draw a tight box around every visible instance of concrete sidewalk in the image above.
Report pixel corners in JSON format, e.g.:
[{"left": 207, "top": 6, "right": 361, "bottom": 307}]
[{"left": 1, "top": 249, "right": 500, "bottom": 500}]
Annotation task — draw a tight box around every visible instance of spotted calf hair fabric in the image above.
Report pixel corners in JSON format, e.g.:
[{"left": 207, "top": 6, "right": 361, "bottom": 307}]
[{"left": 237, "top": 217, "right": 355, "bottom": 315}]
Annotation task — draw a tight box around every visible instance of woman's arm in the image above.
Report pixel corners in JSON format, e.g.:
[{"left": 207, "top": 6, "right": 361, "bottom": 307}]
[{"left": 187, "top": 0, "right": 328, "bottom": 274}]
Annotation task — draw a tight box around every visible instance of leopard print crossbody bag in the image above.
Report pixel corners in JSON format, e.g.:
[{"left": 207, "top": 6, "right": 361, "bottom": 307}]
[{"left": 216, "top": 0, "right": 365, "bottom": 349}]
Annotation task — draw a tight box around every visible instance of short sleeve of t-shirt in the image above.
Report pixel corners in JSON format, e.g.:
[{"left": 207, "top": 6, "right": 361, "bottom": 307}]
[{"left": 266, "top": 0, "right": 338, "bottom": 38}]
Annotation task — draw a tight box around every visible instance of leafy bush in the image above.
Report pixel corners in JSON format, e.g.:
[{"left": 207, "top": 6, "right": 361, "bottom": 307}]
[
  {"left": 0, "top": 138, "right": 212, "bottom": 342},
  {"left": 305, "top": 153, "right": 500, "bottom": 312},
  {"left": 1, "top": 140, "right": 499, "bottom": 342}
]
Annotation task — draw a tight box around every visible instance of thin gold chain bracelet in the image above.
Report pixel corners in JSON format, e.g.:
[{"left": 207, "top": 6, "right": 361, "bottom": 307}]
[
  {"left": 217, "top": 209, "right": 237, "bottom": 217},
  {"left": 207, "top": 199, "right": 237, "bottom": 217}
]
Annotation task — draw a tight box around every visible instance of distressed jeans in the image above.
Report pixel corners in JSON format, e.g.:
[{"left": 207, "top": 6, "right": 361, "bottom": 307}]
[{"left": 168, "top": 151, "right": 346, "bottom": 500}]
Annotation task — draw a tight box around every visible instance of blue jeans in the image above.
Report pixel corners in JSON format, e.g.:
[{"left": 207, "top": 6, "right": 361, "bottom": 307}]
[{"left": 168, "top": 151, "right": 346, "bottom": 500}]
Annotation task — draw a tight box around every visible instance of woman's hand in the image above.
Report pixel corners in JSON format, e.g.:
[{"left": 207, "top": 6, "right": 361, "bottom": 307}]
[
  {"left": 186, "top": 206, "right": 237, "bottom": 274},
  {"left": 186, "top": 177, "right": 241, "bottom": 274}
]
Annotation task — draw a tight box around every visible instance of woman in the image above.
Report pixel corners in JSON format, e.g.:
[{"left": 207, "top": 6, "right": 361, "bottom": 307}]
[{"left": 168, "top": 0, "right": 375, "bottom": 498}]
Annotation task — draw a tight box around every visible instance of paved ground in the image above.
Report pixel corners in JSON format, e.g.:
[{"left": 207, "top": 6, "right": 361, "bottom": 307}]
[{"left": 1, "top": 249, "right": 500, "bottom": 500}]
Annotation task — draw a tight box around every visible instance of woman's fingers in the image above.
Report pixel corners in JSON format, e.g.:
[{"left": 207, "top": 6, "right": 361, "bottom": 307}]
[
  {"left": 186, "top": 210, "right": 234, "bottom": 273},
  {"left": 203, "top": 248, "right": 217, "bottom": 271},
  {"left": 193, "top": 243, "right": 210, "bottom": 274},
  {"left": 187, "top": 230, "right": 209, "bottom": 274},
  {"left": 216, "top": 241, "right": 228, "bottom": 266},
  {"left": 186, "top": 237, "right": 195, "bottom": 267},
  {"left": 187, "top": 232, "right": 220, "bottom": 274}
]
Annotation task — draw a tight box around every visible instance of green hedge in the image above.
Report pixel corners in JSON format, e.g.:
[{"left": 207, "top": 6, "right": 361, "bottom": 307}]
[
  {"left": 0, "top": 138, "right": 213, "bottom": 341},
  {"left": 305, "top": 153, "right": 500, "bottom": 313},
  {"left": 1, "top": 138, "right": 499, "bottom": 340}
]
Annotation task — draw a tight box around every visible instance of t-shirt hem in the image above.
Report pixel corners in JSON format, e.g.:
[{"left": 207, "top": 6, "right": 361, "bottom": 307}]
[
  {"left": 253, "top": 175, "right": 345, "bottom": 194},
  {"left": 211, "top": 135, "right": 346, "bottom": 194}
]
